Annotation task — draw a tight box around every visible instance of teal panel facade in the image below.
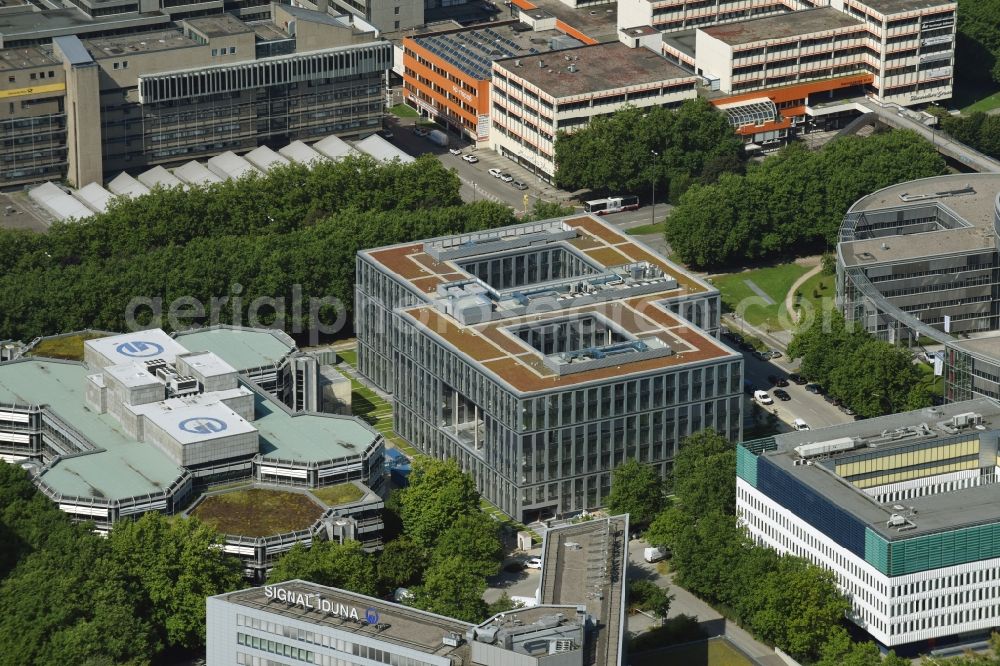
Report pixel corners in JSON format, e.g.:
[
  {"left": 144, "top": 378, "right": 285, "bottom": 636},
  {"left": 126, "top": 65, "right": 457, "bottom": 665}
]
[
  {"left": 864, "top": 528, "right": 890, "bottom": 574},
  {"left": 886, "top": 522, "right": 1000, "bottom": 576},
  {"left": 736, "top": 444, "right": 758, "bottom": 487}
]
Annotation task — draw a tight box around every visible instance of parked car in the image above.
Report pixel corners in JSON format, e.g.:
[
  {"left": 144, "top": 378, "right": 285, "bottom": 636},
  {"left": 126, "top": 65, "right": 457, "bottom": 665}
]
[
  {"left": 462, "top": 154, "right": 479, "bottom": 163},
  {"left": 841, "top": 404, "right": 856, "bottom": 416},
  {"left": 768, "top": 350, "right": 783, "bottom": 359},
  {"left": 773, "top": 388, "right": 791, "bottom": 401},
  {"left": 767, "top": 375, "right": 789, "bottom": 387},
  {"left": 805, "top": 383, "right": 823, "bottom": 394},
  {"left": 488, "top": 168, "right": 503, "bottom": 178},
  {"left": 823, "top": 394, "right": 841, "bottom": 406},
  {"left": 526, "top": 557, "right": 543, "bottom": 570},
  {"left": 413, "top": 127, "right": 429, "bottom": 137},
  {"left": 448, "top": 147, "right": 462, "bottom": 155},
  {"left": 512, "top": 180, "right": 528, "bottom": 190},
  {"left": 792, "top": 418, "right": 811, "bottom": 431},
  {"left": 789, "top": 373, "right": 807, "bottom": 385},
  {"left": 378, "top": 129, "right": 394, "bottom": 139},
  {"left": 500, "top": 172, "right": 514, "bottom": 182},
  {"left": 754, "top": 390, "right": 773, "bottom": 406}
]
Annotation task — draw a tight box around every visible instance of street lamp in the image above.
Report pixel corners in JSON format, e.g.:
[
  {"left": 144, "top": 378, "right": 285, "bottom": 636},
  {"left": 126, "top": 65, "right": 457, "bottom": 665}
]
[{"left": 650, "top": 150, "right": 659, "bottom": 226}]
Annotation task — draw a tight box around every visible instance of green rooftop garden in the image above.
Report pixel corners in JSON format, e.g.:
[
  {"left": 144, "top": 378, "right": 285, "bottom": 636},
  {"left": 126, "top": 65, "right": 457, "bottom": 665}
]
[
  {"left": 190, "top": 488, "right": 322, "bottom": 537},
  {"left": 311, "top": 482, "right": 365, "bottom": 507},
  {"left": 30, "top": 332, "right": 110, "bottom": 361}
]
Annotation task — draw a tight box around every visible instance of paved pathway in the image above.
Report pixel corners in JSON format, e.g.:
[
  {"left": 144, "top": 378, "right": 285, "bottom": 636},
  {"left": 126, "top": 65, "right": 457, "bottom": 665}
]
[
  {"left": 743, "top": 279, "right": 776, "bottom": 306},
  {"left": 784, "top": 264, "right": 823, "bottom": 324}
]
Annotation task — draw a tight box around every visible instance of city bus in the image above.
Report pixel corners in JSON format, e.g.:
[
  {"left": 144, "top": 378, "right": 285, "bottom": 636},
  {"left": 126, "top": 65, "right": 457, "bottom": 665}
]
[{"left": 583, "top": 195, "right": 640, "bottom": 215}]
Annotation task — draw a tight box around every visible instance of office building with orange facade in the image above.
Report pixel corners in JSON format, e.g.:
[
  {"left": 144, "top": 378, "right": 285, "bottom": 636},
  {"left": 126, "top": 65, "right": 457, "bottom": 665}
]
[{"left": 402, "top": 20, "right": 584, "bottom": 142}]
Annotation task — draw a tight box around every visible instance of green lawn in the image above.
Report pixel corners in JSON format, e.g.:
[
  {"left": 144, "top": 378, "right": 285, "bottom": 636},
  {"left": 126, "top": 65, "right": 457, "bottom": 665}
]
[
  {"left": 626, "top": 222, "right": 666, "bottom": 236},
  {"left": 389, "top": 103, "right": 419, "bottom": 118},
  {"left": 963, "top": 90, "right": 1000, "bottom": 114},
  {"left": 335, "top": 349, "right": 419, "bottom": 457},
  {"left": 311, "top": 482, "right": 365, "bottom": 507},
  {"left": 791, "top": 270, "right": 836, "bottom": 324},
  {"left": 630, "top": 639, "right": 753, "bottom": 666},
  {"left": 30, "top": 332, "right": 110, "bottom": 361},
  {"left": 711, "top": 263, "right": 811, "bottom": 332},
  {"left": 191, "top": 488, "right": 322, "bottom": 537}
]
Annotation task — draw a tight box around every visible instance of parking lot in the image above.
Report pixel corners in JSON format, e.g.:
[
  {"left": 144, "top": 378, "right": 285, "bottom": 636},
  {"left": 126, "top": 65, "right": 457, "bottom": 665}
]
[
  {"left": 725, "top": 330, "right": 854, "bottom": 431},
  {"left": 382, "top": 114, "right": 578, "bottom": 212}
]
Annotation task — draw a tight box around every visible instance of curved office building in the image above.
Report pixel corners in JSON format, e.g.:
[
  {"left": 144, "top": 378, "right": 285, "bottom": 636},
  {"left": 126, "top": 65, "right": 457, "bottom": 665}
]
[{"left": 837, "top": 173, "right": 1000, "bottom": 402}]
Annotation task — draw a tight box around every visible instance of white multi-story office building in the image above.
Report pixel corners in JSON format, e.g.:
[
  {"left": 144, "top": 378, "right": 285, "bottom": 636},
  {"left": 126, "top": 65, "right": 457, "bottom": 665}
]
[
  {"left": 738, "top": 399, "right": 1000, "bottom": 648},
  {"left": 490, "top": 40, "right": 698, "bottom": 183}
]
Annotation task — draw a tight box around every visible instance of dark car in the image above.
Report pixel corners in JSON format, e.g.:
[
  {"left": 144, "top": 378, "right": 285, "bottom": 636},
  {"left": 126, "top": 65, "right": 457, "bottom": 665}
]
[
  {"left": 768, "top": 350, "right": 783, "bottom": 359},
  {"left": 841, "top": 404, "right": 856, "bottom": 416},
  {"left": 805, "top": 383, "right": 823, "bottom": 394},
  {"left": 789, "top": 373, "right": 807, "bottom": 385},
  {"left": 767, "top": 375, "right": 789, "bottom": 387},
  {"left": 773, "top": 388, "right": 791, "bottom": 401},
  {"left": 823, "top": 394, "right": 842, "bottom": 407}
]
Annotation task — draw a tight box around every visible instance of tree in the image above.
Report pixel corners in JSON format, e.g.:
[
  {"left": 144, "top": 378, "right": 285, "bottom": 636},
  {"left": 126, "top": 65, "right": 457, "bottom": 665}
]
[
  {"left": 665, "top": 131, "right": 946, "bottom": 268},
  {"left": 399, "top": 458, "right": 480, "bottom": 550},
  {"left": 413, "top": 557, "right": 488, "bottom": 622},
  {"left": 524, "top": 199, "right": 575, "bottom": 221},
  {"left": 606, "top": 458, "right": 667, "bottom": 527},
  {"left": 485, "top": 593, "right": 523, "bottom": 617},
  {"left": 377, "top": 536, "right": 425, "bottom": 592},
  {"left": 108, "top": 513, "right": 243, "bottom": 651},
  {"left": 627, "top": 579, "right": 672, "bottom": 618},
  {"left": 788, "top": 311, "right": 932, "bottom": 417},
  {"left": 815, "top": 627, "right": 910, "bottom": 666},
  {"left": 267, "top": 540, "right": 376, "bottom": 596},
  {"left": 670, "top": 430, "right": 735, "bottom": 518},
  {"left": 554, "top": 100, "right": 744, "bottom": 198},
  {"left": 430, "top": 513, "right": 504, "bottom": 578}
]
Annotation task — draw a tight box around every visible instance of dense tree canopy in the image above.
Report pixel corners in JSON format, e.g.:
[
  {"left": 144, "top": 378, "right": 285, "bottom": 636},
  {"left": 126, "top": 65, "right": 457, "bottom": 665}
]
[
  {"left": 788, "top": 312, "right": 932, "bottom": 418},
  {"left": 377, "top": 536, "right": 426, "bottom": 591},
  {"left": 554, "top": 100, "right": 744, "bottom": 200},
  {"left": 0, "top": 462, "right": 244, "bottom": 665},
  {"left": 606, "top": 458, "right": 667, "bottom": 527},
  {"left": 669, "top": 429, "right": 736, "bottom": 519},
  {"left": 940, "top": 111, "right": 1000, "bottom": 160},
  {"left": 430, "top": 513, "right": 504, "bottom": 579},
  {"left": 665, "top": 131, "right": 946, "bottom": 268},
  {"left": 267, "top": 540, "right": 377, "bottom": 596},
  {"left": 0, "top": 155, "right": 519, "bottom": 341},
  {"left": 398, "top": 458, "right": 481, "bottom": 551},
  {"left": 955, "top": 0, "right": 1000, "bottom": 88},
  {"left": 412, "top": 556, "right": 488, "bottom": 622}
]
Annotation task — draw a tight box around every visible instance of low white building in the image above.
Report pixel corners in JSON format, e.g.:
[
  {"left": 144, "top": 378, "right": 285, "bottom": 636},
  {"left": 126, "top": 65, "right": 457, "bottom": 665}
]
[{"left": 490, "top": 40, "right": 697, "bottom": 183}]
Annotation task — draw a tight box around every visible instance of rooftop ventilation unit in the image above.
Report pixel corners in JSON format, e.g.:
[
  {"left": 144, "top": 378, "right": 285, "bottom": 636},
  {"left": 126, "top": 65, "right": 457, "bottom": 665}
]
[
  {"left": 442, "top": 632, "right": 462, "bottom": 647},
  {"left": 794, "top": 436, "right": 858, "bottom": 459},
  {"left": 550, "top": 639, "right": 576, "bottom": 654}
]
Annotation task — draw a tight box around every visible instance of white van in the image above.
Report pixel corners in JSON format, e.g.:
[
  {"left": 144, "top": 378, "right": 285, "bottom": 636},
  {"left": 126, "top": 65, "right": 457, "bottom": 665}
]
[
  {"left": 793, "top": 418, "right": 810, "bottom": 431},
  {"left": 644, "top": 546, "right": 668, "bottom": 563}
]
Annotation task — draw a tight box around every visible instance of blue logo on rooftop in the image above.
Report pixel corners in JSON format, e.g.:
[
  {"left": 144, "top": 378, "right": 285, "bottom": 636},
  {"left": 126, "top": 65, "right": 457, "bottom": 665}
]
[
  {"left": 178, "top": 417, "right": 228, "bottom": 435},
  {"left": 116, "top": 341, "right": 165, "bottom": 358},
  {"left": 365, "top": 608, "right": 380, "bottom": 625}
]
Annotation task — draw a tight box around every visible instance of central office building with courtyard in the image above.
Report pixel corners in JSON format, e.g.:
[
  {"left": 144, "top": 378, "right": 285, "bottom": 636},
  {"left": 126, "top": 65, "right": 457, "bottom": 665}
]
[{"left": 356, "top": 215, "right": 742, "bottom": 521}]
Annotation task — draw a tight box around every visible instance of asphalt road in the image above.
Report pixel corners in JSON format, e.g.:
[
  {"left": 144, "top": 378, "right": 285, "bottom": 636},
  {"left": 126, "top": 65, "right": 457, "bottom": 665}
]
[
  {"left": 740, "top": 345, "right": 854, "bottom": 431},
  {"left": 383, "top": 115, "right": 573, "bottom": 211}
]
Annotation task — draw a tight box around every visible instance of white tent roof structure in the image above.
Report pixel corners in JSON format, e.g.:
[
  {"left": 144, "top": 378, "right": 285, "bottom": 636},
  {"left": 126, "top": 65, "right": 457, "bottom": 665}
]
[
  {"left": 355, "top": 134, "right": 415, "bottom": 163},
  {"left": 73, "top": 182, "right": 115, "bottom": 214},
  {"left": 312, "top": 134, "right": 357, "bottom": 161},
  {"left": 244, "top": 146, "right": 290, "bottom": 172},
  {"left": 107, "top": 172, "right": 151, "bottom": 199},
  {"left": 278, "top": 140, "right": 327, "bottom": 165},
  {"left": 28, "top": 182, "right": 94, "bottom": 221},
  {"left": 174, "top": 160, "right": 224, "bottom": 186},
  {"left": 206, "top": 151, "right": 262, "bottom": 181},
  {"left": 138, "top": 165, "right": 185, "bottom": 190}
]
